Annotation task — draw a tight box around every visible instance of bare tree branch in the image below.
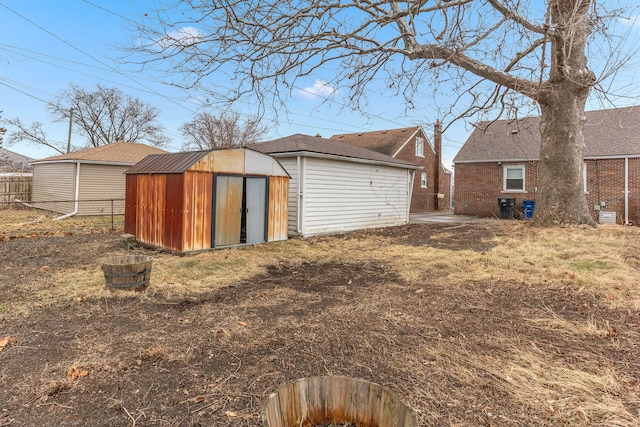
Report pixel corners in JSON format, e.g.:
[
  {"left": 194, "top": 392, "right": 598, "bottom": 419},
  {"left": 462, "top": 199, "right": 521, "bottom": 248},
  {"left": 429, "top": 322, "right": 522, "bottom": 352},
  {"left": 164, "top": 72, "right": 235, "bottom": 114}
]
[
  {"left": 180, "top": 111, "right": 268, "bottom": 150},
  {"left": 130, "top": 0, "right": 639, "bottom": 225}
]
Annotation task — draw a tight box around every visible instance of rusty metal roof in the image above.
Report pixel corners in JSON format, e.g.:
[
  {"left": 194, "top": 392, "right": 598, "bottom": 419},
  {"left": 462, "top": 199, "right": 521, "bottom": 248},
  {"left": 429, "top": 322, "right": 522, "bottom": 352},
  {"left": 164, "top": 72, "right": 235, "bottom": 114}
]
[{"left": 125, "top": 150, "right": 210, "bottom": 174}]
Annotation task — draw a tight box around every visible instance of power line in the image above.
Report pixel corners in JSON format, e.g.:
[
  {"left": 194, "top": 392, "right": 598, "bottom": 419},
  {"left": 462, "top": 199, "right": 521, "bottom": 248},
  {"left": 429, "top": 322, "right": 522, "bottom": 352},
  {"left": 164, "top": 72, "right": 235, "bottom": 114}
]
[{"left": 0, "top": 1, "right": 198, "bottom": 116}]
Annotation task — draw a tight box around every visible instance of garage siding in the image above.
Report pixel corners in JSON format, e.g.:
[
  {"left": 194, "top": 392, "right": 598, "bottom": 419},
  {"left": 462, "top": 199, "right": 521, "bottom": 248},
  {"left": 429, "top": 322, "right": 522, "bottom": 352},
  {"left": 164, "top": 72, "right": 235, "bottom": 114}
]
[
  {"left": 32, "top": 163, "right": 76, "bottom": 214},
  {"left": 301, "top": 157, "right": 411, "bottom": 236},
  {"left": 78, "top": 164, "right": 129, "bottom": 215},
  {"left": 276, "top": 158, "right": 300, "bottom": 235}
]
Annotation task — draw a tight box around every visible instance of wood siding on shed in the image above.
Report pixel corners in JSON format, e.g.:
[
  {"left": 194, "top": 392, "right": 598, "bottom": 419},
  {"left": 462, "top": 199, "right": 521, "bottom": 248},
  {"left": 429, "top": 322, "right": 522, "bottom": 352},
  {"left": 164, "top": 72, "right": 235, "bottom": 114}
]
[
  {"left": 134, "top": 174, "right": 168, "bottom": 249},
  {"left": 183, "top": 172, "right": 212, "bottom": 251},
  {"left": 299, "top": 157, "right": 411, "bottom": 236},
  {"left": 125, "top": 175, "right": 138, "bottom": 234},
  {"left": 32, "top": 163, "right": 76, "bottom": 213},
  {"left": 268, "top": 176, "right": 289, "bottom": 241}
]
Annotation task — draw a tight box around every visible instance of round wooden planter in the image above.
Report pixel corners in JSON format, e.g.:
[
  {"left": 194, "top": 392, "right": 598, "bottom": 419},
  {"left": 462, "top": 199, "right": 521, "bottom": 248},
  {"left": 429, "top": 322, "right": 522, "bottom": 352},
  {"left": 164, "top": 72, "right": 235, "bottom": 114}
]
[
  {"left": 262, "top": 376, "right": 417, "bottom": 427},
  {"left": 101, "top": 255, "right": 153, "bottom": 291}
]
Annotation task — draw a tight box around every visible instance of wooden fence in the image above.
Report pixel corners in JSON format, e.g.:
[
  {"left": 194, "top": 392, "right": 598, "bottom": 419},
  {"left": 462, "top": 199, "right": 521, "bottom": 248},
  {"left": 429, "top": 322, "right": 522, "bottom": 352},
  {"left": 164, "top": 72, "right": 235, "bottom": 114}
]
[{"left": 0, "top": 176, "right": 32, "bottom": 204}]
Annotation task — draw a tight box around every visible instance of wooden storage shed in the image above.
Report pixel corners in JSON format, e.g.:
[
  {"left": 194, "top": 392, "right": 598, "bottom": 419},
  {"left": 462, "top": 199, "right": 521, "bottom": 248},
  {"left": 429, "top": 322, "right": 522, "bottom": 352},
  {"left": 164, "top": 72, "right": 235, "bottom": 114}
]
[{"left": 124, "top": 147, "right": 289, "bottom": 252}]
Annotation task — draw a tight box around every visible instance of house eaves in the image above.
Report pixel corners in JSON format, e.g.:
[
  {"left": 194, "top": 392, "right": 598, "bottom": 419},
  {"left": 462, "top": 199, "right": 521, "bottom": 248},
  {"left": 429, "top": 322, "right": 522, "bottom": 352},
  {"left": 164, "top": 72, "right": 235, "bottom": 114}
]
[{"left": 268, "top": 151, "right": 422, "bottom": 170}]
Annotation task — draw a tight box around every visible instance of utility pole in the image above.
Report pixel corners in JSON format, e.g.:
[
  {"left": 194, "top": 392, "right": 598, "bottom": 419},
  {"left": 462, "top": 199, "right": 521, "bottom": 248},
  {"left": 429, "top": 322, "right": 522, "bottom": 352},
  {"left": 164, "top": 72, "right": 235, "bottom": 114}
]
[{"left": 66, "top": 108, "right": 73, "bottom": 153}]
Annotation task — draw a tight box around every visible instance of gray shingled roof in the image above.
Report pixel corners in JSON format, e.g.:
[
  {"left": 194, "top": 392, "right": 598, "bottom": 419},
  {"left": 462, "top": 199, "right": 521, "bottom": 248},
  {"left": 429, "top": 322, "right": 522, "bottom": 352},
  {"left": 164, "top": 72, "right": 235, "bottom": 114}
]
[
  {"left": 0, "top": 148, "right": 34, "bottom": 172},
  {"left": 330, "top": 126, "right": 422, "bottom": 156},
  {"left": 253, "top": 134, "right": 420, "bottom": 168},
  {"left": 454, "top": 106, "right": 640, "bottom": 163}
]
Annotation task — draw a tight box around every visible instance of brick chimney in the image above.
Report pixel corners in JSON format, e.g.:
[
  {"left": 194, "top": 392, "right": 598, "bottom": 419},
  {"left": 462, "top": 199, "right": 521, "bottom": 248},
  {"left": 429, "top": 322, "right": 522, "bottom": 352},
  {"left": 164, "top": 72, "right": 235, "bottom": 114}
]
[{"left": 434, "top": 121, "right": 443, "bottom": 210}]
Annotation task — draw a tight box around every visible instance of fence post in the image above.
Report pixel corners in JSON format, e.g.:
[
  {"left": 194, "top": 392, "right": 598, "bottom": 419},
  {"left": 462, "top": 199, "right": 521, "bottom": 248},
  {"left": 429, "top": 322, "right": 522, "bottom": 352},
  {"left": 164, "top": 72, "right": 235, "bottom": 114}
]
[{"left": 111, "top": 199, "right": 115, "bottom": 230}]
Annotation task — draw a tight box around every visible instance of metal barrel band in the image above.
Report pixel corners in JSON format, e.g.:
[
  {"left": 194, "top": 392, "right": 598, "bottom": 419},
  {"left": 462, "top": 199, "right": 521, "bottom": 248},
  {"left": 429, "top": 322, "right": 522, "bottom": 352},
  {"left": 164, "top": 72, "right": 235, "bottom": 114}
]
[
  {"left": 106, "top": 278, "right": 150, "bottom": 288},
  {"left": 102, "top": 267, "right": 151, "bottom": 278}
]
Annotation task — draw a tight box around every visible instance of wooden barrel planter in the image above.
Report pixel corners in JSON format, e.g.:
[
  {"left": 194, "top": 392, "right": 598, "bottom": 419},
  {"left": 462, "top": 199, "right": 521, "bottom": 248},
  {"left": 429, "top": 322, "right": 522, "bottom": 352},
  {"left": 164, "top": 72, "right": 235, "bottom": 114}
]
[
  {"left": 101, "top": 255, "right": 153, "bottom": 291},
  {"left": 262, "top": 376, "right": 417, "bottom": 427}
]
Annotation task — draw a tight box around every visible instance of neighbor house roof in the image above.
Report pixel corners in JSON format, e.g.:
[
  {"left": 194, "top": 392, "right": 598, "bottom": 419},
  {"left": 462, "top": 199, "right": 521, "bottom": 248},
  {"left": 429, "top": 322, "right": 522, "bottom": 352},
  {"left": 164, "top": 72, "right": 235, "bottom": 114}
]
[
  {"left": 330, "top": 126, "right": 424, "bottom": 156},
  {"left": 0, "top": 147, "right": 34, "bottom": 172},
  {"left": 252, "top": 134, "right": 420, "bottom": 169},
  {"left": 33, "top": 142, "right": 167, "bottom": 165},
  {"left": 454, "top": 106, "right": 640, "bottom": 163}
]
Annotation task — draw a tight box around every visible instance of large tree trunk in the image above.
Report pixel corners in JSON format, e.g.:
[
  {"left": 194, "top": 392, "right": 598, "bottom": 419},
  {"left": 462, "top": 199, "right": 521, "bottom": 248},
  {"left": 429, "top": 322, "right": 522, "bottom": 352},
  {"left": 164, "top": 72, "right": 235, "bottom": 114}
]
[
  {"left": 533, "top": 92, "right": 595, "bottom": 226},
  {"left": 531, "top": 0, "right": 595, "bottom": 226}
]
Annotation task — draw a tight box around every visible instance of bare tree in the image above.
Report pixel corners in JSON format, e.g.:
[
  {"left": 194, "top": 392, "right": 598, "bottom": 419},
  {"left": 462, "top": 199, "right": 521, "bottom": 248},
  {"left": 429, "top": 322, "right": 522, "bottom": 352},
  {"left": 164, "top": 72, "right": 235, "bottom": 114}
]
[
  {"left": 180, "top": 112, "right": 268, "bottom": 150},
  {"left": 5, "top": 84, "right": 168, "bottom": 154},
  {"left": 0, "top": 111, "right": 6, "bottom": 148},
  {"left": 134, "top": 0, "right": 639, "bottom": 225}
]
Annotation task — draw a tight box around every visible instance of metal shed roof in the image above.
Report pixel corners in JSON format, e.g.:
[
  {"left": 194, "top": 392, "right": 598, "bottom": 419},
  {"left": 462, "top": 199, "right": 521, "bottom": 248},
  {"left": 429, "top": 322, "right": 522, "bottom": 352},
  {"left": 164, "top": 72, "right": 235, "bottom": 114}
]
[{"left": 125, "top": 147, "right": 289, "bottom": 177}]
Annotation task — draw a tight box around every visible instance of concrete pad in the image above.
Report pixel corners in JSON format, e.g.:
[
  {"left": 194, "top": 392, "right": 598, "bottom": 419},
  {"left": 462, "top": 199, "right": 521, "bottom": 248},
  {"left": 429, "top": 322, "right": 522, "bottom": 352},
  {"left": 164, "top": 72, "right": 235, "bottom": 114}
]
[{"left": 409, "top": 212, "right": 497, "bottom": 224}]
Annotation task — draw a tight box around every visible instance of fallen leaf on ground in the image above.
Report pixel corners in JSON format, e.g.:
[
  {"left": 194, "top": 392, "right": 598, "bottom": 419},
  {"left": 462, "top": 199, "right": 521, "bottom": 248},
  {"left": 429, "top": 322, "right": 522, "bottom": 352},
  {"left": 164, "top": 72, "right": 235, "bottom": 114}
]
[
  {"left": 238, "top": 321, "right": 248, "bottom": 327},
  {"left": 66, "top": 365, "right": 89, "bottom": 380},
  {"left": 0, "top": 336, "right": 17, "bottom": 351},
  {"left": 224, "top": 411, "right": 237, "bottom": 417}
]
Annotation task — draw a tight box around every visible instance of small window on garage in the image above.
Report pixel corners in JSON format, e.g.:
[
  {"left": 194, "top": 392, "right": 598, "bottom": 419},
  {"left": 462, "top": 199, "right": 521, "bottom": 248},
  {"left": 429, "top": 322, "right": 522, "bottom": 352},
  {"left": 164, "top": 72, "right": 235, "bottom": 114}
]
[
  {"left": 504, "top": 165, "right": 525, "bottom": 191},
  {"left": 415, "top": 137, "right": 424, "bottom": 157},
  {"left": 420, "top": 172, "right": 427, "bottom": 188}
]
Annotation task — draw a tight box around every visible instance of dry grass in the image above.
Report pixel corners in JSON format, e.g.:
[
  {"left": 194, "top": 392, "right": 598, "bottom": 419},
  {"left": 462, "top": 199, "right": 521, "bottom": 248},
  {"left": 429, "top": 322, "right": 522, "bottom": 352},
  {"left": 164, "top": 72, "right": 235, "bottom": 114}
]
[{"left": 2, "top": 221, "right": 640, "bottom": 426}]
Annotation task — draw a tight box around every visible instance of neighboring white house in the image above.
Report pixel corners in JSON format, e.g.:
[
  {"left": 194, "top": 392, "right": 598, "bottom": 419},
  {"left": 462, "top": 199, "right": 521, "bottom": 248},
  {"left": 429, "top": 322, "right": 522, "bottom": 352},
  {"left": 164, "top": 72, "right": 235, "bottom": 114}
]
[
  {"left": 253, "top": 134, "right": 420, "bottom": 237},
  {"left": 31, "top": 142, "right": 166, "bottom": 216}
]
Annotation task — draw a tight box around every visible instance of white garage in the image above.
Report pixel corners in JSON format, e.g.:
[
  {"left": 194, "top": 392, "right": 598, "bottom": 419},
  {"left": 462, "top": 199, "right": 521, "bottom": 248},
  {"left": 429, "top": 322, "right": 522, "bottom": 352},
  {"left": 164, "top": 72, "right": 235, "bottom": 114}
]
[{"left": 253, "top": 134, "right": 419, "bottom": 237}]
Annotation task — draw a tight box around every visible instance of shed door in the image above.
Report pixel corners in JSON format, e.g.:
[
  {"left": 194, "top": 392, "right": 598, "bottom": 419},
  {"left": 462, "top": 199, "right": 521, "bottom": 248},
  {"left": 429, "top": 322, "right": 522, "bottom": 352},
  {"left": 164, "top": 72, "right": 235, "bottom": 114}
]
[
  {"left": 245, "top": 177, "right": 267, "bottom": 244},
  {"left": 214, "top": 176, "right": 243, "bottom": 247}
]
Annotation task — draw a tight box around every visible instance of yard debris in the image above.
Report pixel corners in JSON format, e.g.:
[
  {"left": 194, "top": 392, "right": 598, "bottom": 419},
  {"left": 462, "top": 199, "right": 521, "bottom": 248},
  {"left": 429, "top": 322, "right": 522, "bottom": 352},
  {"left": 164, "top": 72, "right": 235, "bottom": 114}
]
[
  {"left": 224, "top": 411, "right": 237, "bottom": 418},
  {"left": 238, "top": 321, "right": 248, "bottom": 327},
  {"left": 0, "top": 336, "right": 17, "bottom": 351},
  {"left": 66, "top": 365, "right": 89, "bottom": 380}
]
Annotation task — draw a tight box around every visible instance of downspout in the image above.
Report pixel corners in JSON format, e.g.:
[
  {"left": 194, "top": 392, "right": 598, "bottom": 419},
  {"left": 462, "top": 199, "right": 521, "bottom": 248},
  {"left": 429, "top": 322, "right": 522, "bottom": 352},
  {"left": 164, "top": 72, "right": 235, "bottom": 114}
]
[
  {"left": 625, "top": 157, "right": 630, "bottom": 225},
  {"left": 54, "top": 161, "right": 80, "bottom": 220},
  {"left": 407, "top": 170, "right": 415, "bottom": 223}
]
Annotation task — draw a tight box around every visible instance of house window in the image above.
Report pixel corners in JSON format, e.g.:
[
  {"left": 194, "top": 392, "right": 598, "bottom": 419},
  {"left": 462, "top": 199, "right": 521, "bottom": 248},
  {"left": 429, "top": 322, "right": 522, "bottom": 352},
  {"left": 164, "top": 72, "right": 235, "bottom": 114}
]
[
  {"left": 415, "top": 137, "right": 424, "bottom": 157},
  {"left": 420, "top": 172, "right": 427, "bottom": 188},
  {"left": 503, "top": 165, "right": 525, "bottom": 191}
]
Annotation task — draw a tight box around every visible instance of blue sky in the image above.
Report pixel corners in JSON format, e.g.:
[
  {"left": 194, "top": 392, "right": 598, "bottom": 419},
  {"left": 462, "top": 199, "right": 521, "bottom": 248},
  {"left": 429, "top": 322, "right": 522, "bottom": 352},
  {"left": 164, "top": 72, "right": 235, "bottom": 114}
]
[{"left": 1, "top": 1, "right": 640, "bottom": 169}]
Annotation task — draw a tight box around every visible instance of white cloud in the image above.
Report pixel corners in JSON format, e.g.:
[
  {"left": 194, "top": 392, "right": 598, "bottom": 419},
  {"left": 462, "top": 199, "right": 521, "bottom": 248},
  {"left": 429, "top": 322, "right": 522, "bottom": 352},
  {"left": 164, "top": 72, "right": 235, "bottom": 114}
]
[
  {"left": 619, "top": 14, "right": 640, "bottom": 29},
  {"left": 296, "top": 80, "right": 339, "bottom": 100},
  {"left": 157, "top": 26, "right": 204, "bottom": 50}
]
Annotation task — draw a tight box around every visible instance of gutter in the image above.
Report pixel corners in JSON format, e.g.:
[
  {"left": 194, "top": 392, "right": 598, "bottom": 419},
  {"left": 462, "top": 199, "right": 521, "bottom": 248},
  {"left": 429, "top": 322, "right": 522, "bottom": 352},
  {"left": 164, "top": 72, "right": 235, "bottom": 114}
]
[{"left": 54, "top": 161, "right": 80, "bottom": 220}]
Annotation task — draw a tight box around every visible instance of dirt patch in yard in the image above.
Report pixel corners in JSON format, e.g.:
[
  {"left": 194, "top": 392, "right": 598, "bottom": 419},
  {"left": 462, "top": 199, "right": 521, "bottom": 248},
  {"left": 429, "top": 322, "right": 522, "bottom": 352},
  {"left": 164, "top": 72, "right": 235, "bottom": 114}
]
[{"left": 1, "top": 223, "right": 639, "bottom": 426}]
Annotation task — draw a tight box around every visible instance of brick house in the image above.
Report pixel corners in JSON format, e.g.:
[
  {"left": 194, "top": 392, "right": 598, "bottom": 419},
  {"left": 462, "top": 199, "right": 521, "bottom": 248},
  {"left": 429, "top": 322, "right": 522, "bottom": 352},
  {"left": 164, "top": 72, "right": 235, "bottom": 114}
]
[
  {"left": 453, "top": 106, "right": 640, "bottom": 225},
  {"left": 331, "top": 125, "right": 452, "bottom": 212}
]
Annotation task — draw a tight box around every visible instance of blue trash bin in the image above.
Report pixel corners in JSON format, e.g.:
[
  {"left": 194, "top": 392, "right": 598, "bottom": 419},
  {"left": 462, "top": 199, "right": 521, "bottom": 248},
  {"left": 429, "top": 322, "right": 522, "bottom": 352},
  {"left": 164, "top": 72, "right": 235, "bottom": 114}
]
[{"left": 522, "top": 200, "right": 536, "bottom": 219}]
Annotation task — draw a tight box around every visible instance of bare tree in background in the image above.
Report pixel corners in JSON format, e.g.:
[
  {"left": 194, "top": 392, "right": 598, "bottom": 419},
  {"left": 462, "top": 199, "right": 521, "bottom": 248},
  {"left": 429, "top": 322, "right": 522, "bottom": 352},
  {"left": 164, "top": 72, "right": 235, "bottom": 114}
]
[
  {"left": 134, "top": 0, "right": 639, "bottom": 225},
  {"left": 180, "top": 112, "right": 268, "bottom": 150},
  {"left": 5, "top": 84, "right": 168, "bottom": 154},
  {"left": 0, "top": 111, "right": 6, "bottom": 147}
]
